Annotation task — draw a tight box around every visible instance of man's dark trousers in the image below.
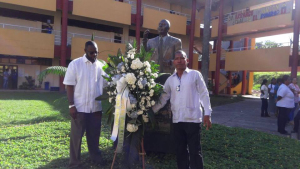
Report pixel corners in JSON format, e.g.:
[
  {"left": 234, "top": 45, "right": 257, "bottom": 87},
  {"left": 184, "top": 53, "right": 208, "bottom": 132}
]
[
  {"left": 69, "top": 112, "right": 102, "bottom": 168},
  {"left": 294, "top": 110, "right": 300, "bottom": 132},
  {"left": 173, "top": 122, "right": 204, "bottom": 169}
]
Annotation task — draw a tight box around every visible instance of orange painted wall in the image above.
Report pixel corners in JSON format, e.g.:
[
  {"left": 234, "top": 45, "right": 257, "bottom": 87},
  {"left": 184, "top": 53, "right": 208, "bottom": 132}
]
[
  {"left": 225, "top": 47, "right": 291, "bottom": 71},
  {"left": 209, "top": 53, "right": 216, "bottom": 71},
  {"left": 0, "top": 0, "right": 56, "bottom": 11},
  {"left": 73, "top": 0, "right": 131, "bottom": 25},
  {"left": 71, "top": 37, "right": 126, "bottom": 61},
  {"left": 143, "top": 8, "right": 187, "bottom": 35},
  {"left": 194, "top": 19, "right": 201, "bottom": 37},
  {"left": 211, "top": 19, "right": 219, "bottom": 38},
  {"left": 0, "top": 28, "right": 54, "bottom": 58},
  {"left": 192, "top": 53, "right": 198, "bottom": 70}
]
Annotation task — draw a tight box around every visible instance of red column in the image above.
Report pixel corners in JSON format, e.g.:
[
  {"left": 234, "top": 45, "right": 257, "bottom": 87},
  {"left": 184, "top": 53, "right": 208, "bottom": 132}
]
[
  {"left": 214, "top": 0, "right": 224, "bottom": 95},
  {"left": 136, "top": 0, "right": 142, "bottom": 51},
  {"left": 291, "top": 0, "right": 300, "bottom": 78},
  {"left": 60, "top": 0, "right": 68, "bottom": 92},
  {"left": 188, "top": 0, "right": 196, "bottom": 69},
  {"left": 227, "top": 40, "right": 234, "bottom": 94},
  {"left": 241, "top": 38, "right": 248, "bottom": 95}
]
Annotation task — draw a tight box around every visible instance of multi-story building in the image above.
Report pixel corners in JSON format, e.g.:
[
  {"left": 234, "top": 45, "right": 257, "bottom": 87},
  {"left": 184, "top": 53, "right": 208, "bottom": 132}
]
[{"left": 0, "top": 0, "right": 298, "bottom": 95}]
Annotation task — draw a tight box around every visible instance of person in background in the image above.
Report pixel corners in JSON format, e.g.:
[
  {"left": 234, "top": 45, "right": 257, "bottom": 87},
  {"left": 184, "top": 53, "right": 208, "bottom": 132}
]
[
  {"left": 276, "top": 75, "right": 294, "bottom": 135},
  {"left": 3, "top": 69, "right": 9, "bottom": 89},
  {"left": 292, "top": 98, "right": 300, "bottom": 134},
  {"left": 274, "top": 78, "right": 282, "bottom": 117},
  {"left": 268, "top": 78, "right": 277, "bottom": 116},
  {"left": 46, "top": 20, "right": 53, "bottom": 34},
  {"left": 260, "top": 79, "right": 269, "bottom": 117},
  {"left": 288, "top": 77, "right": 300, "bottom": 123}
]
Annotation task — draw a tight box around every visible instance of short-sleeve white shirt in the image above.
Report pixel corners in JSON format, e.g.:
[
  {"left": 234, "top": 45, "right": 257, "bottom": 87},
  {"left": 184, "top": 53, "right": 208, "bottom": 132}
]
[
  {"left": 268, "top": 84, "right": 276, "bottom": 93},
  {"left": 63, "top": 55, "right": 107, "bottom": 113},
  {"left": 260, "top": 85, "right": 269, "bottom": 99},
  {"left": 276, "top": 84, "right": 294, "bottom": 108}
]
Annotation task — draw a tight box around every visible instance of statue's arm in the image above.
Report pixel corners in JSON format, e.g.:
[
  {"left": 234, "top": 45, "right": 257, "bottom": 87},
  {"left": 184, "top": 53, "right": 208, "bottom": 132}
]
[
  {"left": 143, "top": 29, "right": 150, "bottom": 52},
  {"left": 143, "top": 39, "right": 149, "bottom": 51},
  {"left": 175, "top": 39, "right": 182, "bottom": 52}
]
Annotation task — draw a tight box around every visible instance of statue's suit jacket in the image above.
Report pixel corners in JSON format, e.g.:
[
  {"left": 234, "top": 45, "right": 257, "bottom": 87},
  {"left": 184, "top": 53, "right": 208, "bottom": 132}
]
[{"left": 147, "top": 35, "right": 182, "bottom": 73}]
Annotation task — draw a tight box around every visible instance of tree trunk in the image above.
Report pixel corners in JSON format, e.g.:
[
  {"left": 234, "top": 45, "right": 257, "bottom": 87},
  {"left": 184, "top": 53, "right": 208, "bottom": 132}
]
[{"left": 202, "top": 0, "right": 212, "bottom": 86}]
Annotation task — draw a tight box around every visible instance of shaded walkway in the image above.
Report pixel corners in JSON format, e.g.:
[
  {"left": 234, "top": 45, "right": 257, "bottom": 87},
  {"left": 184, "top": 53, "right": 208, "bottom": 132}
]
[{"left": 212, "top": 98, "right": 293, "bottom": 136}]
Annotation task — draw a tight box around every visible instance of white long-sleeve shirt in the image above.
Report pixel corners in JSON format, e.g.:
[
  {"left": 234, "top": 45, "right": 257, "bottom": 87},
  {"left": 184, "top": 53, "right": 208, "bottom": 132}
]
[
  {"left": 63, "top": 55, "right": 107, "bottom": 113},
  {"left": 152, "top": 68, "right": 212, "bottom": 123}
]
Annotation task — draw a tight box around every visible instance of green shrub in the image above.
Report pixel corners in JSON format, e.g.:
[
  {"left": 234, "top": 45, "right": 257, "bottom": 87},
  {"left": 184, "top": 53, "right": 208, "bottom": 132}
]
[
  {"left": 253, "top": 72, "right": 300, "bottom": 85},
  {"left": 253, "top": 84, "right": 261, "bottom": 90}
]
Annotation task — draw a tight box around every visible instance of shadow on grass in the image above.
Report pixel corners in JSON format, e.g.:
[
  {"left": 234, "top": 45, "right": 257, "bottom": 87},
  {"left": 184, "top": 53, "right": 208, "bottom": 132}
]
[
  {"left": 2, "top": 114, "right": 67, "bottom": 127},
  {"left": 0, "top": 135, "right": 31, "bottom": 141}
]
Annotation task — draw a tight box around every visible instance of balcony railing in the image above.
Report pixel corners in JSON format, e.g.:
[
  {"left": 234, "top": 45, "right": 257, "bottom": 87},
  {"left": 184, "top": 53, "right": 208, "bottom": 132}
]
[
  {"left": 211, "top": 41, "right": 300, "bottom": 54},
  {"left": 0, "top": 23, "right": 61, "bottom": 45},
  {"left": 0, "top": 23, "right": 128, "bottom": 46},
  {"left": 121, "top": 0, "right": 191, "bottom": 20},
  {"left": 67, "top": 32, "right": 126, "bottom": 46}
]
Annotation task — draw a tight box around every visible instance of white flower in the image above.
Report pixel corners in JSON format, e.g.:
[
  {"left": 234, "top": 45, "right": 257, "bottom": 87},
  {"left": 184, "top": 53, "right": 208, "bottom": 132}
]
[
  {"left": 121, "top": 66, "right": 125, "bottom": 72},
  {"left": 131, "top": 58, "right": 144, "bottom": 70},
  {"left": 152, "top": 73, "right": 158, "bottom": 78},
  {"left": 137, "top": 110, "right": 143, "bottom": 115},
  {"left": 125, "top": 58, "right": 128, "bottom": 63},
  {"left": 117, "top": 70, "right": 120, "bottom": 73},
  {"left": 109, "top": 97, "right": 113, "bottom": 103},
  {"left": 127, "top": 123, "right": 138, "bottom": 132},
  {"left": 140, "top": 72, "right": 144, "bottom": 76},
  {"left": 131, "top": 104, "right": 136, "bottom": 108},
  {"left": 151, "top": 100, "right": 155, "bottom": 106},
  {"left": 149, "top": 89, "right": 154, "bottom": 95},
  {"left": 125, "top": 73, "right": 137, "bottom": 85},
  {"left": 130, "top": 54, "right": 135, "bottom": 59},
  {"left": 143, "top": 61, "right": 151, "bottom": 68},
  {"left": 146, "top": 68, "right": 151, "bottom": 73},
  {"left": 127, "top": 49, "right": 136, "bottom": 55},
  {"left": 108, "top": 82, "right": 111, "bottom": 85},
  {"left": 139, "top": 84, "right": 143, "bottom": 89},
  {"left": 146, "top": 100, "right": 151, "bottom": 107},
  {"left": 107, "top": 91, "right": 111, "bottom": 95},
  {"left": 132, "top": 85, "right": 136, "bottom": 89},
  {"left": 141, "top": 106, "right": 146, "bottom": 110},
  {"left": 146, "top": 96, "right": 151, "bottom": 100},
  {"left": 143, "top": 115, "right": 149, "bottom": 123}
]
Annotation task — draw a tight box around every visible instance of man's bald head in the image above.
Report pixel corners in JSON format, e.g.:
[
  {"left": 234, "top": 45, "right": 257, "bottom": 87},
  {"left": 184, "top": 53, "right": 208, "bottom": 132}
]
[{"left": 158, "top": 19, "right": 171, "bottom": 36}]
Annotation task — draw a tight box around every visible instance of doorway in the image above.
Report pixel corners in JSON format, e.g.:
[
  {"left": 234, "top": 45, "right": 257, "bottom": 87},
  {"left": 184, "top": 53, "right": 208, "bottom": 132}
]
[{"left": 0, "top": 65, "right": 18, "bottom": 89}]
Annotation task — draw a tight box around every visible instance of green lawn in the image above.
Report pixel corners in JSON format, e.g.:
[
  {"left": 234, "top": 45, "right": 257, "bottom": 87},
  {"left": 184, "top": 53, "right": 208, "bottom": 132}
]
[{"left": 0, "top": 92, "right": 300, "bottom": 169}]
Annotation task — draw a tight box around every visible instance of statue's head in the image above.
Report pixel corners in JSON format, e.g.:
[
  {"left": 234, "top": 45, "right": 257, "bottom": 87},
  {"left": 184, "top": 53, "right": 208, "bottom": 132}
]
[{"left": 157, "top": 19, "right": 170, "bottom": 36}]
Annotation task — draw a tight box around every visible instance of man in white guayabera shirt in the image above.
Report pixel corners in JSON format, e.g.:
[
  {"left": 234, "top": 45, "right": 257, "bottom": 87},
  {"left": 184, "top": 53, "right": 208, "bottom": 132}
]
[
  {"left": 152, "top": 50, "right": 212, "bottom": 169},
  {"left": 63, "top": 41, "right": 107, "bottom": 168}
]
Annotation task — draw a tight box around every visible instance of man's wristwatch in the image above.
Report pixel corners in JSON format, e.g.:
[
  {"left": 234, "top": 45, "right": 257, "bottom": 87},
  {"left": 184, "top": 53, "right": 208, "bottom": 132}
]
[{"left": 69, "top": 105, "right": 75, "bottom": 109}]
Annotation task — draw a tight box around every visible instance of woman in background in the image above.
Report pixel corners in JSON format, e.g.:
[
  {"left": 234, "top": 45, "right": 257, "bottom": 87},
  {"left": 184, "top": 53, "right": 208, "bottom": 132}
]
[
  {"left": 288, "top": 77, "right": 300, "bottom": 123},
  {"left": 260, "top": 79, "right": 269, "bottom": 117},
  {"left": 268, "top": 78, "right": 276, "bottom": 116},
  {"left": 274, "top": 78, "right": 282, "bottom": 117},
  {"left": 276, "top": 75, "right": 294, "bottom": 135}
]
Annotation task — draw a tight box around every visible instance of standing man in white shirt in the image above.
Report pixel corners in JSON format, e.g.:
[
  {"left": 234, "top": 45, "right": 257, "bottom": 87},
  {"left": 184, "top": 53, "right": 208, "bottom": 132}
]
[
  {"left": 63, "top": 41, "right": 107, "bottom": 168},
  {"left": 152, "top": 50, "right": 212, "bottom": 169}
]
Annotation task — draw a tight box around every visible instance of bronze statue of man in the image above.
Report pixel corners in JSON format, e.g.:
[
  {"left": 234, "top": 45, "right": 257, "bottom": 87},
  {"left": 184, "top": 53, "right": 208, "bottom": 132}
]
[{"left": 143, "top": 19, "right": 182, "bottom": 73}]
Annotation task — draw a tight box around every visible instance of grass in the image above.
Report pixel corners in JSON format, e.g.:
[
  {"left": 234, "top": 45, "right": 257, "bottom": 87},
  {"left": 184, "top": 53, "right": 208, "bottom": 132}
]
[{"left": 1, "top": 92, "right": 300, "bottom": 169}]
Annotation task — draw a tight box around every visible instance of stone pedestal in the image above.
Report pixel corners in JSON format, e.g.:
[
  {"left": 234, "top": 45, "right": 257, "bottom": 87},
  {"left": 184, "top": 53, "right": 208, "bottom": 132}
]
[{"left": 144, "top": 74, "right": 176, "bottom": 153}]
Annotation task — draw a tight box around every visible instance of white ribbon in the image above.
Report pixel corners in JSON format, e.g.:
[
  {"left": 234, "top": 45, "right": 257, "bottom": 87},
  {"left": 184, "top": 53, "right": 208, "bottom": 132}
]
[{"left": 110, "top": 77, "right": 133, "bottom": 153}]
